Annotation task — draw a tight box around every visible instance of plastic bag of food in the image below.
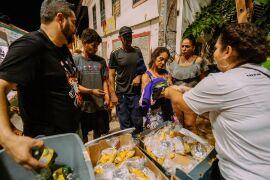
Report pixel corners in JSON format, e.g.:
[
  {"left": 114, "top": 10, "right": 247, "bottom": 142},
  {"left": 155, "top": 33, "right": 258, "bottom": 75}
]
[
  {"left": 112, "top": 166, "right": 130, "bottom": 180},
  {"left": 114, "top": 144, "right": 136, "bottom": 165},
  {"left": 129, "top": 167, "right": 155, "bottom": 180},
  {"left": 182, "top": 136, "right": 197, "bottom": 145},
  {"left": 120, "top": 157, "right": 146, "bottom": 169},
  {"left": 191, "top": 143, "right": 207, "bottom": 160},
  {"left": 97, "top": 148, "right": 117, "bottom": 164},
  {"left": 106, "top": 137, "right": 120, "bottom": 148},
  {"left": 94, "top": 163, "right": 116, "bottom": 180},
  {"left": 171, "top": 137, "right": 185, "bottom": 155}
]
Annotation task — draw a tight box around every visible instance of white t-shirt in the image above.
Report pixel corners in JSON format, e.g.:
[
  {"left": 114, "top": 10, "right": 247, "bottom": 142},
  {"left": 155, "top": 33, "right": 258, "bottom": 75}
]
[{"left": 183, "top": 64, "right": 270, "bottom": 180}]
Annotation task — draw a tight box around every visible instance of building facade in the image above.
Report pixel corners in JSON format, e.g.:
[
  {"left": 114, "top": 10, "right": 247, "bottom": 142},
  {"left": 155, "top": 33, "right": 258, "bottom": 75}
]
[{"left": 82, "top": 0, "right": 210, "bottom": 64}]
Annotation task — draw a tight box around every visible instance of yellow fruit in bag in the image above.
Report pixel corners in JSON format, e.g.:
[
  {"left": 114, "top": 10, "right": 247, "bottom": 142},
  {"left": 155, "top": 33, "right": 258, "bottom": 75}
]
[
  {"left": 126, "top": 150, "right": 135, "bottom": 159},
  {"left": 129, "top": 167, "right": 149, "bottom": 180},
  {"left": 94, "top": 167, "right": 104, "bottom": 175},
  {"left": 157, "top": 157, "right": 165, "bottom": 165}
]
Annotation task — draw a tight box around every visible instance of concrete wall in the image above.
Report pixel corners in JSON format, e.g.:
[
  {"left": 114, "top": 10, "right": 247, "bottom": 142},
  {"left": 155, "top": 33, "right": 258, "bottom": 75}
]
[
  {"left": 175, "top": 0, "right": 211, "bottom": 54},
  {"left": 84, "top": 0, "right": 212, "bottom": 61}
]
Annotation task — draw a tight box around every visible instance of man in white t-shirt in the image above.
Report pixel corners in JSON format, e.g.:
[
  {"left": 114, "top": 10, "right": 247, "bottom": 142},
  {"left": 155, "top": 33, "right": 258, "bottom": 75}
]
[{"left": 161, "top": 23, "right": 270, "bottom": 179}]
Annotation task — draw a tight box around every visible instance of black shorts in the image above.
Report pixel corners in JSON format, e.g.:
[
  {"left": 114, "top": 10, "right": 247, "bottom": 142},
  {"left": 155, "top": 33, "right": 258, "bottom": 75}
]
[{"left": 80, "top": 110, "right": 109, "bottom": 139}]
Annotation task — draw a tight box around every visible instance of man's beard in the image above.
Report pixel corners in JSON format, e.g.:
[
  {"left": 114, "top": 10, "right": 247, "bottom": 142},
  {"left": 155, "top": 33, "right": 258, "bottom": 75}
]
[{"left": 62, "top": 21, "right": 74, "bottom": 44}]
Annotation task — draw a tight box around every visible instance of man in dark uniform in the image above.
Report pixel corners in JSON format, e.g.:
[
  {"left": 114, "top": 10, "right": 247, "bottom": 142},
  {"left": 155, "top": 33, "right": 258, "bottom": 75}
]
[{"left": 109, "top": 26, "right": 146, "bottom": 135}]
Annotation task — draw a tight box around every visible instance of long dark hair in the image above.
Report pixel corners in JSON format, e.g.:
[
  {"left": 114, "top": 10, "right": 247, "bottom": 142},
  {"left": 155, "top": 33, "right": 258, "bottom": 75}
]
[
  {"left": 149, "top": 47, "right": 170, "bottom": 68},
  {"left": 219, "top": 23, "right": 270, "bottom": 64}
]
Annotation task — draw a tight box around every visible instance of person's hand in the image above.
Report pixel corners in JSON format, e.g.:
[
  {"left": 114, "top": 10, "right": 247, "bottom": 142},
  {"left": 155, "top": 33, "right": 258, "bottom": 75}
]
[
  {"left": 132, "top": 76, "right": 141, "bottom": 86},
  {"left": 171, "top": 85, "right": 191, "bottom": 93},
  {"left": 152, "top": 81, "right": 169, "bottom": 100},
  {"left": 2, "top": 134, "right": 45, "bottom": 170},
  {"left": 104, "top": 94, "right": 110, "bottom": 108},
  {"left": 91, "top": 89, "right": 105, "bottom": 97},
  {"left": 10, "top": 106, "right": 20, "bottom": 114},
  {"left": 12, "top": 127, "right": 23, "bottom": 136},
  {"left": 111, "top": 93, "right": 118, "bottom": 106}
]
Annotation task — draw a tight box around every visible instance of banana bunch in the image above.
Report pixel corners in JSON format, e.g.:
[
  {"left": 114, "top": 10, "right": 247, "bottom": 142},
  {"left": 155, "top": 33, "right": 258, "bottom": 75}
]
[
  {"left": 97, "top": 148, "right": 117, "bottom": 164},
  {"left": 114, "top": 148, "right": 135, "bottom": 165},
  {"left": 129, "top": 167, "right": 149, "bottom": 180},
  {"left": 145, "top": 146, "right": 165, "bottom": 165},
  {"left": 160, "top": 130, "right": 177, "bottom": 141}
]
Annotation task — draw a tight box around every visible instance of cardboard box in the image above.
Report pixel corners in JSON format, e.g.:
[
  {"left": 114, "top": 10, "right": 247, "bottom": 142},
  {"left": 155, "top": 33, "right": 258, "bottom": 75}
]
[
  {"left": 87, "top": 134, "right": 168, "bottom": 180},
  {"left": 139, "top": 125, "right": 216, "bottom": 179}
]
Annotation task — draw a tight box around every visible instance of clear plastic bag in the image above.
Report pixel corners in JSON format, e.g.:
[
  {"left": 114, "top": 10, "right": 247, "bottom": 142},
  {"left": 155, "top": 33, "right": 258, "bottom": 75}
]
[
  {"left": 114, "top": 144, "right": 136, "bottom": 165},
  {"left": 97, "top": 148, "right": 117, "bottom": 164},
  {"left": 183, "top": 136, "right": 197, "bottom": 144},
  {"left": 171, "top": 137, "right": 185, "bottom": 155},
  {"left": 120, "top": 157, "right": 146, "bottom": 169},
  {"left": 94, "top": 163, "right": 116, "bottom": 180},
  {"left": 191, "top": 143, "right": 207, "bottom": 160},
  {"left": 106, "top": 137, "right": 120, "bottom": 148},
  {"left": 112, "top": 166, "right": 130, "bottom": 180},
  {"left": 129, "top": 166, "right": 155, "bottom": 180}
]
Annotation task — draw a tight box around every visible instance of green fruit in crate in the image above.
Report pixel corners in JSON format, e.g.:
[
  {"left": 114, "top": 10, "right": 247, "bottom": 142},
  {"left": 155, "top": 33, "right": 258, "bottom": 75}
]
[
  {"left": 52, "top": 165, "right": 74, "bottom": 180},
  {"left": 32, "top": 146, "right": 57, "bottom": 180},
  {"left": 32, "top": 147, "right": 57, "bottom": 167},
  {"left": 35, "top": 168, "right": 52, "bottom": 180}
]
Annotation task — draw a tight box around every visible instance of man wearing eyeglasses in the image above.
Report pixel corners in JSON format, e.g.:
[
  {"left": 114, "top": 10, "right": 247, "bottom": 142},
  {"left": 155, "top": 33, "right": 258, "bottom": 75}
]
[{"left": 109, "top": 26, "right": 146, "bottom": 135}]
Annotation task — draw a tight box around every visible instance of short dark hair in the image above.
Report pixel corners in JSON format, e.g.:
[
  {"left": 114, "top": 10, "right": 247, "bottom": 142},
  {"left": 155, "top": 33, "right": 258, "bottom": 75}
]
[
  {"left": 81, "top": 28, "right": 102, "bottom": 44},
  {"left": 149, "top": 47, "right": 170, "bottom": 68},
  {"left": 219, "top": 23, "right": 270, "bottom": 64},
  {"left": 40, "top": 0, "right": 74, "bottom": 24},
  {"left": 182, "top": 34, "right": 196, "bottom": 46}
]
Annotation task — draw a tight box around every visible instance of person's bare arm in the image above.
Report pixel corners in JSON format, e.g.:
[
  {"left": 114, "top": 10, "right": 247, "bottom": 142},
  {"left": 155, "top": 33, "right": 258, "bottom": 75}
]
[
  {"left": 164, "top": 86, "right": 197, "bottom": 129},
  {"left": 109, "top": 68, "right": 118, "bottom": 106},
  {"left": 78, "top": 85, "right": 105, "bottom": 97},
  {"left": 0, "top": 79, "right": 44, "bottom": 170},
  {"left": 166, "top": 74, "right": 173, "bottom": 86},
  {"left": 132, "top": 75, "right": 142, "bottom": 86},
  {"left": 103, "top": 79, "right": 110, "bottom": 107},
  {"left": 141, "top": 74, "right": 151, "bottom": 91},
  {"left": 164, "top": 86, "right": 195, "bottom": 114}
]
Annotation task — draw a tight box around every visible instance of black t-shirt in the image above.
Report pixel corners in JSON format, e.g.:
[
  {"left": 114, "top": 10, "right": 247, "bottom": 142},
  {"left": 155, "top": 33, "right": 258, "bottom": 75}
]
[
  {"left": 0, "top": 31, "right": 81, "bottom": 137},
  {"left": 109, "top": 47, "right": 144, "bottom": 95}
]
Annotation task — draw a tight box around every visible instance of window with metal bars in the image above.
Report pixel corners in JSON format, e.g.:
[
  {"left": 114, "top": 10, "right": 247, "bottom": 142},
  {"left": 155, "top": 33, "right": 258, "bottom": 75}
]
[
  {"left": 100, "top": 0, "right": 106, "bottom": 24},
  {"left": 132, "top": 0, "right": 147, "bottom": 7},
  {"left": 112, "top": 0, "right": 120, "bottom": 16},
  {"left": 92, "top": 5, "right": 97, "bottom": 29}
]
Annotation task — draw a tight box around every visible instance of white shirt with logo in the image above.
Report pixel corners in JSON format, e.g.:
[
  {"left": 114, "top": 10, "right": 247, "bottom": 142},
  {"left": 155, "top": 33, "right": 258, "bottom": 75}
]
[{"left": 183, "top": 64, "right": 270, "bottom": 180}]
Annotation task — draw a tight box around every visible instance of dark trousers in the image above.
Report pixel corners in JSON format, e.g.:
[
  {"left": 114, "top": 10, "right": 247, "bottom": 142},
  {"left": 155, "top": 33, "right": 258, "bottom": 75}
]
[
  {"left": 116, "top": 94, "right": 143, "bottom": 134},
  {"left": 80, "top": 110, "right": 109, "bottom": 140}
]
